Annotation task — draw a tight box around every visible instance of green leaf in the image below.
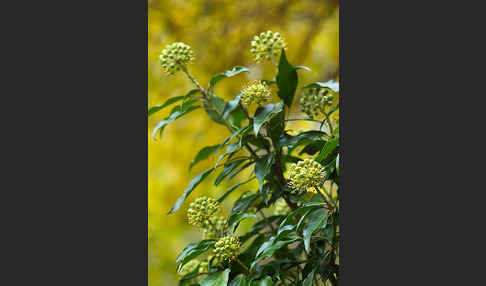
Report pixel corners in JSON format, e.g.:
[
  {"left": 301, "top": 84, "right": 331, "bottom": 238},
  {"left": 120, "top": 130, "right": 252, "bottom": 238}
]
[
  {"left": 227, "top": 212, "right": 259, "bottom": 232},
  {"left": 295, "top": 65, "right": 312, "bottom": 72},
  {"left": 168, "top": 167, "right": 215, "bottom": 214},
  {"left": 302, "top": 80, "right": 339, "bottom": 92},
  {"left": 209, "top": 66, "right": 250, "bottom": 88},
  {"left": 302, "top": 268, "right": 317, "bottom": 286},
  {"left": 176, "top": 239, "right": 215, "bottom": 272},
  {"left": 303, "top": 208, "right": 328, "bottom": 253},
  {"left": 226, "top": 161, "right": 253, "bottom": 182},
  {"left": 148, "top": 96, "right": 185, "bottom": 117},
  {"left": 254, "top": 153, "right": 275, "bottom": 191},
  {"left": 252, "top": 277, "right": 274, "bottom": 286},
  {"left": 152, "top": 99, "right": 201, "bottom": 140},
  {"left": 223, "top": 95, "right": 241, "bottom": 118},
  {"left": 231, "top": 193, "right": 259, "bottom": 215},
  {"left": 336, "top": 154, "right": 340, "bottom": 175},
  {"left": 253, "top": 102, "right": 284, "bottom": 136},
  {"left": 200, "top": 269, "right": 230, "bottom": 286},
  {"left": 252, "top": 236, "right": 300, "bottom": 269},
  {"left": 204, "top": 94, "right": 227, "bottom": 125},
  {"left": 276, "top": 49, "right": 298, "bottom": 108},
  {"left": 229, "top": 275, "right": 249, "bottom": 286},
  {"left": 315, "top": 137, "right": 339, "bottom": 164},
  {"left": 278, "top": 130, "right": 327, "bottom": 150},
  {"left": 190, "top": 145, "right": 220, "bottom": 171},
  {"left": 214, "top": 159, "right": 246, "bottom": 186}
]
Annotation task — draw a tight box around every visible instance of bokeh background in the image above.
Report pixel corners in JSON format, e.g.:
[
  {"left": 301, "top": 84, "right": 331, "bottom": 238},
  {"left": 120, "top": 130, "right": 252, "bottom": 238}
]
[{"left": 148, "top": 0, "right": 339, "bottom": 284}]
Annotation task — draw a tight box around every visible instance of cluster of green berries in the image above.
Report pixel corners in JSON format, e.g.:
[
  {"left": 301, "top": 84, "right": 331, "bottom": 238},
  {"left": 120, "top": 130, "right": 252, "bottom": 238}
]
[
  {"left": 250, "top": 30, "right": 287, "bottom": 63},
  {"left": 287, "top": 158, "right": 326, "bottom": 194},
  {"left": 187, "top": 196, "right": 219, "bottom": 228},
  {"left": 202, "top": 216, "right": 227, "bottom": 239},
  {"left": 159, "top": 42, "right": 195, "bottom": 75},
  {"left": 178, "top": 259, "right": 200, "bottom": 276},
  {"left": 300, "top": 88, "right": 334, "bottom": 118},
  {"left": 273, "top": 198, "right": 291, "bottom": 216},
  {"left": 241, "top": 81, "right": 271, "bottom": 106},
  {"left": 213, "top": 235, "right": 241, "bottom": 262}
]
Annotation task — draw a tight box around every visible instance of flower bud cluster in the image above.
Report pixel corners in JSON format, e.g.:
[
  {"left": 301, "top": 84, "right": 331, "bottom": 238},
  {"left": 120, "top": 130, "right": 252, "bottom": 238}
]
[
  {"left": 202, "top": 216, "right": 227, "bottom": 239},
  {"left": 187, "top": 196, "right": 219, "bottom": 228},
  {"left": 250, "top": 30, "right": 287, "bottom": 63},
  {"left": 287, "top": 158, "right": 326, "bottom": 194},
  {"left": 178, "top": 259, "right": 199, "bottom": 276},
  {"left": 300, "top": 88, "right": 334, "bottom": 118},
  {"left": 273, "top": 198, "right": 291, "bottom": 216},
  {"left": 159, "top": 42, "right": 195, "bottom": 75},
  {"left": 241, "top": 81, "right": 271, "bottom": 106},
  {"left": 213, "top": 235, "right": 241, "bottom": 262}
]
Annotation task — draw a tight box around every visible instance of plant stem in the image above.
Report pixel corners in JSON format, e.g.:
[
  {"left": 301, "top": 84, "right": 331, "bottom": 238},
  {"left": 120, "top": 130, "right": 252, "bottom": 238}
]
[{"left": 181, "top": 65, "right": 207, "bottom": 97}]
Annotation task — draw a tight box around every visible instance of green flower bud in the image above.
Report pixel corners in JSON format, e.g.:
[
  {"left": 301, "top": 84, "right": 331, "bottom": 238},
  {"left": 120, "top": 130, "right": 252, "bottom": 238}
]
[
  {"left": 213, "top": 235, "right": 241, "bottom": 262},
  {"left": 241, "top": 80, "right": 271, "bottom": 106},
  {"left": 159, "top": 42, "right": 195, "bottom": 75},
  {"left": 287, "top": 158, "right": 326, "bottom": 194},
  {"left": 187, "top": 196, "right": 220, "bottom": 228},
  {"left": 300, "top": 88, "right": 334, "bottom": 118},
  {"left": 250, "top": 30, "right": 287, "bottom": 63},
  {"left": 273, "top": 198, "right": 291, "bottom": 216},
  {"left": 178, "top": 259, "right": 199, "bottom": 276},
  {"left": 202, "top": 215, "right": 227, "bottom": 239}
]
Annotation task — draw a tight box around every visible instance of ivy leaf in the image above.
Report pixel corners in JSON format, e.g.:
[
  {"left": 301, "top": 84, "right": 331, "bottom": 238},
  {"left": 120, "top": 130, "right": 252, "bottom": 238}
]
[
  {"left": 254, "top": 153, "right": 275, "bottom": 191},
  {"left": 229, "top": 275, "right": 249, "bottom": 286},
  {"left": 176, "top": 239, "right": 215, "bottom": 272},
  {"left": 148, "top": 96, "right": 185, "bottom": 117},
  {"left": 302, "top": 268, "right": 317, "bottom": 286},
  {"left": 303, "top": 208, "right": 328, "bottom": 253},
  {"left": 152, "top": 100, "right": 200, "bottom": 140},
  {"left": 253, "top": 102, "right": 284, "bottom": 136},
  {"left": 209, "top": 66, "right": 250, "bottom": 88},
  {"left": 204, "top": 94, "right": 227, "bottom": 125},
  {"left": 168, "top": 167, "right": 215, "bottom": 214},
  {"left": 200, "top": 269, "right": 230, "bottom": 286},
  {"left": 252, "top": 276, "right": 274, "bottom": 286},
  {"left": 189, "top": 145, "right": 220, "bottom": 171},
  {"left": 278, "top": 130, "right": 327, "bottom": 150},
  {"left": 302, "top": 80, "right": 339, "bottom": 92},
  {"left": 227, "top": 212, "right": 259, "bottom": 232},
  {"left": 223, "top": 95, "right": 241, "bottom": 118},
  {"left": 315, "top": 137, "right": 339, "bottom": 164},
  {"left": 276, "top": 49, "right": 298, "bottom": 108},
  {"left": 295, "top": 65, "right": 312, "bottom": 72},
  {"left": 214, "top": 159, "right": 246, "bottom": 186},
  {"left": 231, "top": 193, "right": 259, "bottom": 215},
  {"left": 252, "top": 236, "right": 300, "bottom": 269}
]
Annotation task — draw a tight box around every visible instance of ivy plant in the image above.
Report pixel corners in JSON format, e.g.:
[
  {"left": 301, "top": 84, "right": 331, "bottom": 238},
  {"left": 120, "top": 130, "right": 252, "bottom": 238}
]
[{"left": 151, "top": 30, "right": 340, "bottom": 286}]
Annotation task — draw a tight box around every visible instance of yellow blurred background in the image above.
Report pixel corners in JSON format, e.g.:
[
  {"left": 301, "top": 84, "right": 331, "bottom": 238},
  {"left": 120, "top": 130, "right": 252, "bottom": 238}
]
[{"left": 148, "top": 0, "right": 339, "bottom": 284}]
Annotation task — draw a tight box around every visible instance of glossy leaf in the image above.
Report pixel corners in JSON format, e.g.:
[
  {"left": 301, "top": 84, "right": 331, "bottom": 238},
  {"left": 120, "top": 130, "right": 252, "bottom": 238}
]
[
  {"left": 231, "top": 193, "right": 259, "bottom": 215},
  {"left": 253, "top": 102, "right": 284, "bottom": 136},
  {"left": 176, "top": 239, "right": 215, "bottom": 272},
  {"left": 200, "top": 269, "right": 230, "bottom": 286},
  {"left": 190, "top": 145, "right": 220, "bottom": 170},
  {"left": 152, "top": 103, "right": 200, "bottom": 140},
  {"left": 302, "top": 268, "right": 317, "bottom": 286},
  {"left": 214, "top": 159, "right": 246, "bottom": 186},
  {"left": 276, "top": 49, "right": 298, "bottom": 108},
  {"left": 148, "top": 95, "right": 185, "bottom": 117},
  {"left": 302, "top": 80, "right": 339, "bottom": 92},
  {"left": 254, "top": 153, "right": 275, "bottom": 191},
  {"left": 315, "top": 137, "right": 339, "bottom": 164},
  {"left": 209, "top": 66, "right": 250, "bottom": 88},
  {"left": 168, "top": 167, "right": 215, "bottom": 214},
  {"left": 227, "top": 212, "right": 259, "bottom": 232},
  {"left": 229, "top": 275, "right": 249, "bottom": 286},
  {"left": 303, "top": 208, "right": 328, "bottom": 253}
]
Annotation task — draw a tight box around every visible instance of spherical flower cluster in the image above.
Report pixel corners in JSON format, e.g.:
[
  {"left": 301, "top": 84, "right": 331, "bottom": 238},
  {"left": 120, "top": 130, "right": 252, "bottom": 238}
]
[
  {"left": 273, "top": 198, "right": 291, "bottom": 216},
  {"left": 202, "top": 216, "right": 227, "bottom": 239},
  {"left": 199, "top": 260, "right": 209, "bottom": 273},
  {"left": 241, "top": 81, "right": 271, "bottom": 106},
  {"left": 214, "top": 235, "right": 241, "bottom": 262},
  {"left": 287, "top": 158, "right": 326, "bottom": 194},
  {"left": 250, "top": 30, "right": 287, "bottom": 63},
  {"left": 178, "top": 259, "right": 199, "bottom": 276},
  {"left": 300, "top": 88, "right": 334, "bottom": 118},
  {"left": 187, "top": 196, "right": 219, "bottom": 228},
  {"left": 159, "top": 42, "right": 195, "bottom": 75}
]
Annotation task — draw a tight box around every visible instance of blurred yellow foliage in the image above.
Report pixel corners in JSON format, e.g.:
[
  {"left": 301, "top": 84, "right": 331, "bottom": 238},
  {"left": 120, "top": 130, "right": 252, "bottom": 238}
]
[{"left": 148, "top": 0, "right": 339, "bottom": 284}]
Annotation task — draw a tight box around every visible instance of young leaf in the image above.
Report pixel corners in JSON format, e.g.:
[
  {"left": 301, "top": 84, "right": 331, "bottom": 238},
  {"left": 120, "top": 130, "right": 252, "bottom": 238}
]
[
  {"left": 302, "top": 80, "right": 339, "bottom": 92},
  {"left": 190, "top": 145, "right": 220, "bottom": 171},
  {"left": 315, "top": 137, "right": 339, "bottom": 163},
  {"left": 152, "top": 100, "right": 201, "bottom": 140},
  {"left": 303, "top": 208, "right": 328, "bottom": 253},
  {"left": 176, "top": 239, "right": 215, "bottom": 272},
  {"left": 302, "top": 268, "right": 317, "bottom": 286},
  {"left": 254, "top": 153, "right": 275, "bottom": 191},
  {"left": 253, "top": 102, "right": 284, "bottom": 136},
  {"left": 227, "top": 212, "right": 258, "bottom": 232},
  {"left": 276, "top": 49, "right": 298, "bottom": 108},
  {"left": 168, "top": 167, "right": 215, "bottom": 214},
  {"left": 204, "top": 94, "right": 227, "bottom": 125},
  {"left": 223, "top": 94, "right": 241, "bottom": 118},
  {"left": 148, "top": 95, "right": 185, "bottom": 117},
  {"left": 200, "top": 268, "right": 230, "bottom": 286},
  {"left": 214, "top": 159, "right": 246, "bottom": 186},
  {"left": 209, "top": 66, "right": 250, "bottom": 88},
  {"left": 231, "top": 193, "right": 259, "bottom": 215},
  {"left": 252, "top": 236, "right": 300, "bottom": 269}
]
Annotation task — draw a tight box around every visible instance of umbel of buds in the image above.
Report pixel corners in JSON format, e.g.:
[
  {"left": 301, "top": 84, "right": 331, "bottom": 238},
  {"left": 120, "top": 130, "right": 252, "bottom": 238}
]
[
  {"left": 159, "top": 42, "right": 195, "bottom": 75},
  {"left": 273, "top": 198, "right": 291, "bottom": 216},
  {"left": 187, "top": 196, "right": 219, "bottom": 228},
  {"left": 300, "top": 88, "right": 334, "bottom": 118},
  {"left": 202, "top": 216, "right": 227, "bottom": 239},
  {"left": 178, "top": 259, "right": 200, "bottom": 276},
  {"left": 287, "top": 158, "right": 326, "bottom": 194},
  {"left": 241, "top": 81, "right": 271, "bottom": 106},
  {"left": 250, "top": 30, "right": 287, "bottom": 63},
  {"left": 214, "top": 235, "right": 241, "bottom": 262}
]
